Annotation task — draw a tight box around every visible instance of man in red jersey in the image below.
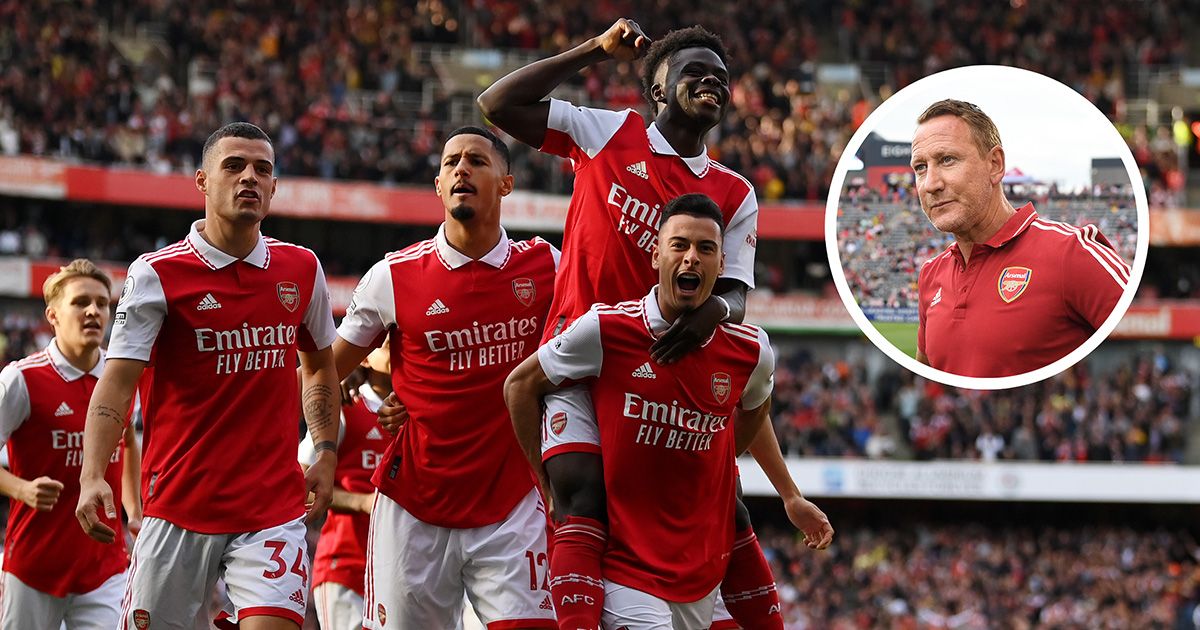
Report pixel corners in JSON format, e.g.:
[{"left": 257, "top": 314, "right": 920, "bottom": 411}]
[
  {"left": 480, "top": 21, "right": 809, "bottom": 630},
  {"left": 911, "top": 100, "right": 1131, "bottom": 377},
  {"left": 75, "top": 122, "right": 341, "bottom": 629},
  {"left": 0, "top": 260, "right": 141, "bottom": 629},
  {"left": 331, "top": 126, "right": 558, "bottom": 629},
  {"left": 505, "top": 194, "right": 834, "bottom": 629},
  {"left": 299, "top": 342, "right": 392, "bottom": 630}
]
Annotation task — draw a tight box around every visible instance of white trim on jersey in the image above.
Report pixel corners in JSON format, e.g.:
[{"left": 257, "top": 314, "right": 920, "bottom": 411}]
[
  {"left": 301, "top": 254, "right": 339, "bottom": 350},
  {"left": 741, "top": 327, "right": 775, "bottom": 410},
  {"left": 718, "top": 186, "right": 759, "bottom": 290},
  {"left": 107, "top": 257, "right": 168, "bottom": 363},
  {"left": 1028, "top": 220, "right": 1130, "bottom": 288},
  {"left": 434, "top": 224, "right": 511, "bottom": 270},
  {"left": 546, "top": 98, "right": 630, "bottom": 160},
  {"left": 338, "top": 258, "right": 399, "bottom": 349},
  {"left": 538, "top": 309, "right": 604, "bottom": 386}
]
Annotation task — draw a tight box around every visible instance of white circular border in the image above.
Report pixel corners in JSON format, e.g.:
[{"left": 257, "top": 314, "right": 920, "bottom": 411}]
[{"left": 824, "top": 65, "right": 1150, "bottom": 390}]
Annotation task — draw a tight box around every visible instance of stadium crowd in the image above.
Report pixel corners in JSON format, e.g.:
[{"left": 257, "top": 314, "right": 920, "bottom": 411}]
[
  {"left": 0, "top": 0, "right": 1187, "bottom": 202},
  {"left": 758, "top": 522, "right": 1200, "bottom": 628}
]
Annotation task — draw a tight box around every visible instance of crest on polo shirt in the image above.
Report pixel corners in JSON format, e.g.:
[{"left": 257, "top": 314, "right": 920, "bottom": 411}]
[
  {"left": 133, "top": 610, "right": 150, "bottom": 630},
  {"left": 277, "top": 281, "right": 300, "bottom": 312},
  {"left": 998, "top": 267, "right": 1032, "bottom": 303},
  {"left": 513, "top": 278, "right": 536, "bottom": 307},
  {"left": 712, "top": 372, "right": 731, "bottom": 404}
]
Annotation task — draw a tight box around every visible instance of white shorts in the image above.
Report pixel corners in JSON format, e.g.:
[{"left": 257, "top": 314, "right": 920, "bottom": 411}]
[
  {"left": 1, "top": 570, "right": 125, "bottom": 630},
  {"left": 363, "top": 489, "right": 556, "bottom": 630},
  {"left": 121, "top": 515, "right": 310, "bottom": 628},
  {"left": 314, "top": 582, "right": 363, "bottom": 630},
  {"left": 601, "top": 581, "right": 719, "bottom": 630},
  {"left": 541, "top": 385, "right": 600, "bottom": 460}
]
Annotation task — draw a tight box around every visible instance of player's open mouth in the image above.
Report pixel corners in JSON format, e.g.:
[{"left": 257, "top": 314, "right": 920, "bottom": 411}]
[
  {"left": 694, "top": 90, "right": 722, "bottom": 107},
  {"left": 237, "top": 189, "right": 260, "bottom": 200},
  {"left": 82, "top": 321, "right": 102, "bottom": 331},
  {"left": 451, "top": 182, "right": 476, "bottom": 196},
  {"left": 676, "top": 272, "right": 702, "bottom": 294}
]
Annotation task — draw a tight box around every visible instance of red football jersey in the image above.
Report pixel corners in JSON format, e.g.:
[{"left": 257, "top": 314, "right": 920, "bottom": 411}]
[
  {"left": 338, "top": 226, "right": 557, "bottom": 528},
  {"left": 108, "top": 221, "right": 337, "bottom": 533},
  {"left": 917, "top": 203, "right": 1130, "bottom": 377},
  {"left": 299, "top": 385, "right": 390, "bottom": 594},
  {"left": 538, "top": 289, "right": 775, "bottom": 602},
  {"left": 0, "top": 342, "right": 127, "bottom": 597},
  {"left": 539, "top": 99, "right": 758, "bottom": 337}
]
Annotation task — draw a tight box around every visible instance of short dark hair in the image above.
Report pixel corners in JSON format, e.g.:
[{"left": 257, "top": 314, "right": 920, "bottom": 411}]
[
  {"left": 659, "top": 193, "right": 725, "bottom": 238},
  {"left": 202, "top": 122, "right": 273, "bottom": 168},
  {"left": 917, "top": 99, "right": 1002, "bottom": 158},
  {"left": 445, "top": 126, "right": 510, "bottom": 172},
  {"left": 641, "top": 26, "right": 728, "bottom": 113}
]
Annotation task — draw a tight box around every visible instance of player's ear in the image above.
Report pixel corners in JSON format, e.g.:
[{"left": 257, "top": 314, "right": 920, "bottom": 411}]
[
  {"left": 719, "top": 251, "right": 725, "bottom": 276},
  {"left": 268, "top": 177, "right": 277, "bottom": 200},
  {"left": 44, "top": 304, "right": 58, "bottom": 328},
  {"left": 195, "top": 169, "right": 207, "bottom": 195},
  {"left": 651, "top": 82, "right": 666, "bottom": 104},
  {"left": 651, "top": 244, "right": 661, "bottom": 270},
  {"left": 500, "top": 173, "right": 514, "bottom": 197},
  {"left": 434, "top": 174, "right": 442, "bottom": 196},
  {"left": 988, "top": 145, "right": 1006, "bottom": 186}
]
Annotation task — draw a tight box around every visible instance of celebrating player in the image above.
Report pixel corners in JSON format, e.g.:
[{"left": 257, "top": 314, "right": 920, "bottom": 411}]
[
  {"left": 479, "top": 20, "right": 805, "bottom": 629},
  {"left": 505, "top": 194, "right": 833, "bottom": 629},
  {"left": 0, "top": 260, "right": 141, "bottom": 629},
  {"left": 76, "top": 122, "right": 340, "bottom": 629},
  {"left": 911, "top": 99, "right": 1131, "bottom": 377},
  {"left": 331, "top": 126, "right": 558, "bottom": 629}
]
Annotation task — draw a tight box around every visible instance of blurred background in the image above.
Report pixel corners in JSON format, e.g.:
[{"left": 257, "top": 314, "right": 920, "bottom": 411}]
[{"left": 0, "top": 1, "right": 1198, "bottom": 628}]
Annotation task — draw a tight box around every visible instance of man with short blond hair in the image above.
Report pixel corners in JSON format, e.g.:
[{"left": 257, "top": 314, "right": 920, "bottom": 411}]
[{"left": 0, "top": 259, "right": 142, "bottom": 629}]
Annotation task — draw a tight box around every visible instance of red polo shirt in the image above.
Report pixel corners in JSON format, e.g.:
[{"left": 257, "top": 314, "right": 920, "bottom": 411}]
[{"left": 917, "top": 203, "right": 1129, "bottom": 377}]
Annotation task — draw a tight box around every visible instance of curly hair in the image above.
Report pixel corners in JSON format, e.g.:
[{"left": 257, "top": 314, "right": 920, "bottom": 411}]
[{"left": 640, "top": 26, "right": 729, "bottom": 114}]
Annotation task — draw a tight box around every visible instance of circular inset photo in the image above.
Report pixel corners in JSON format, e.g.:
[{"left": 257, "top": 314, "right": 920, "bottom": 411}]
[{"left": 826, "top": 65, "right": 1148, "bottom": 389}]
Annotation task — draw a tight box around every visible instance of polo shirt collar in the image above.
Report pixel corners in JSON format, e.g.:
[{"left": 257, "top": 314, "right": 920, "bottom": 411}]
[
  {"left": 983, "top": 202, "right": 1039, "bottom": 249},
  {"left": 647, "top": 122, "right": 710, "bottom": 177},
  {"left": 640, "top": 287, "right": 717, "bottom": 347},
  {"left": 434, "top": 223, "right": 510, "bottom": 270},
  {"left": 47, "top": 338, "right": 105, "bottom": 381},
  {"left": 357, "top": 383, "right": 385, "bottom": 414},
  {"left": 187, "top": 220, "right": 269, "bottom": 269}
]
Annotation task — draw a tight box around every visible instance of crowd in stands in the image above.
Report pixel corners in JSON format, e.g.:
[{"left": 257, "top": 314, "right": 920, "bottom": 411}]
[
  {"left": 0, "top": 0, "right": 1188, "bottom": 204},
  {"left": 759, "top": 522, "right": 1200, "bottom": 628},
  {"left": 770, "top": 345, "right": 1193, "bottom": 464}
]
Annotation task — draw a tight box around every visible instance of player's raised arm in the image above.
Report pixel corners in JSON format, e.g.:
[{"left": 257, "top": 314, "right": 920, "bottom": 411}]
[
  {"left": 503, "top": 353, "right": 561, "bottom": 499},
  {"left": 477, "top": 18, "right": 651, "bottom": 148},
  {"left": 77, "top": 357, "right": 144, "bottom": 543}
]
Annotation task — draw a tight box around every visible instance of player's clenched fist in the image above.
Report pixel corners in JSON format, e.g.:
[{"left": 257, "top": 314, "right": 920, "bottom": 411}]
[
  {"left": 595, "top": 18, "right": 651, "bottom": 61},
  {"left": 20, "top": 475, "right": 64, "bottom": 511},
  {"left": 75, "top": 478, "right": 119, "bottom": 544}
]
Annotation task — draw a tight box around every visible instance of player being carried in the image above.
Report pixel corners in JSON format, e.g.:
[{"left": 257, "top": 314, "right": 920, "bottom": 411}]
[
  {"left": 505, "top": 194, "right": 834, "bottom": 630},
  {"left": 76, "top": 122, "right": 341, "bottom": 630},
  {"left": 0, "top": 260, "right": 142, "bottom": 629},
  {"left": 478, "top": 19, "right": 827, "bottom": 629},
  {"left": 330, "top": 126, "right": 559, "bottom": 629}
]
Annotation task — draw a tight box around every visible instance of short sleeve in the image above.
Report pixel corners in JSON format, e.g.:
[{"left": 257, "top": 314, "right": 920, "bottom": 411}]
[
  {"left": 537, "top": 310, "right": 604, "bottom": 386},
  {"left": 739, "top": 327, "right": 775, "bottom": 410},
  {"left": 541, "top": 98, "right": 632, "bottom": 164},
  {"left": 720, "top": 189, "right": 758, "bottom": 289},
  {"left": 1062, "top": 225, "right": 1129, "bottom": 329},
  {"left": 301, "top": 255, "right": 338, "bottom": 351},
  {"left": 337, "top": 259, "right": 397, "bottom": 348},
  {"left": 107, "top": 258, "right": 167, "bottom": 362},
  {"left": 0, "top": 364, "right": 30, "bottom": 448}
]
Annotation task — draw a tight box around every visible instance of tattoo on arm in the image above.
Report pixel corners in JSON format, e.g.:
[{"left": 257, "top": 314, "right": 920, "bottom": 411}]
[
  {"left": 92, "top": 404, "right": 126, "bottom": 427},
  {"left": 302, "top": 384, "right": 335, "bottom": 434}
]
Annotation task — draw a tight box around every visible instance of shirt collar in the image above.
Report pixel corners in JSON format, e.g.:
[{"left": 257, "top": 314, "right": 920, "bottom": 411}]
[
  {"left": 640, "top": 287, "right": 717, "bottom": 347},
  {"left": 47, "top": 338, "right": 105, "bottom": 381},
  {"left": 186, "top": 219, "right": 269, "bottom": 269},
  {"left": 647, "top": 122, "right": 710, "bottom": 177},
  {"left": 983, "top": 202, "right": 1039, "bottom": 249},
  {"left": 357, "top": 383, "right": 386, "bottom": 414},
  {"left": 434, "top": 223, "right": 510, "bottom": 270}
]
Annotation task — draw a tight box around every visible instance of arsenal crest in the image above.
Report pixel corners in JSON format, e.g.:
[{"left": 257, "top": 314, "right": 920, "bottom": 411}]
[
  {"left": 378, "top": 603, "right": 388, "bottom": 625},
  {"left": 550, "top": 411, "right": 568, "bottom": 435},
  {"left": 277, "top": 281, "right": 300, "bottom": 312},
  {"left": 712, "top": 372, "right": 731, "bottom": 405},
  {"left": 513, "top": 278, "right": 536, "bottom": 307},
  {"left": 133, "top": 610, "right": 151, "bottom": 630},
  {"left": 997, "top": 267, "right": 1032, "bottom": 303}
]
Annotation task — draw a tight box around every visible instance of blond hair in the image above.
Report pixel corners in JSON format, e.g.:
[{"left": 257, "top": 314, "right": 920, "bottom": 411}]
[
  {"left": 43, "top": 259, "right": 111, "bottom": 306},
  {"left": 917, "top": 99, "right": 1003, "bottom": 158}
]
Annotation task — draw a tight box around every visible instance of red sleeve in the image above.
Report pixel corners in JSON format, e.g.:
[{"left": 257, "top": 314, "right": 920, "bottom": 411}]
[{"left": 1062, "top": 225, "right": 1130, "bottom": 329}]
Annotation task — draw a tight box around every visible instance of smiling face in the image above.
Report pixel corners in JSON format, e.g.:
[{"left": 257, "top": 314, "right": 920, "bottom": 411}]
[
  {"left": 196, "top": 136, "right": 278, "bottom": 227},
  {"left": 654, "top": 47, "right": 730, "bottom": 127},
  {"left": 434, "top": 133, "right": 513, "bottom": 224},
  {"left": 46, "top": 277, "right": 110, "bottom": 354},
  {"left": 910, "top": 115, "right": 1004, "bottom": 237},
  {"left": 652, "top": 212, "right": 725, "bottom": 322}
]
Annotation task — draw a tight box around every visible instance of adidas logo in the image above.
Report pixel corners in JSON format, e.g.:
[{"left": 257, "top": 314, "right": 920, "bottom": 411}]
[
  {"left": 288, "top": 589, "right": 304, "bottom": 606},
  {"left": 197, "top": 293, "right": 222, "bottom": 311},
  {"left": 631, "top": 362, "right": 656, "bottom": 379},
  {"left": 426, "top": 299, "right": 450, "bottom": 316},
  {"left": 54, "top": 402, "right": 74, "bottom": 417},
  {"left": 366, "top": 427, "right": 383, "bottom": 440},
  {"left": 625, "top": 161, "right": 648, "bottom": 179},
  {"left": 539, "top": 596, "right": 553, "bottom": 611},
  {"left": 930, "top": 286, "right": 943, "bottom": 307}
]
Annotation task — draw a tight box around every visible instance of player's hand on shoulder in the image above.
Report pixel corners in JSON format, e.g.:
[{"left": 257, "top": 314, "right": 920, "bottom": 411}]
[
  {"left": 340, "top": 366, "right": 367, "bottom": 405},
  {"left": 377, "top": 392, "right": 409, "bottom": 435},
  {"left": 596, "top": 18, "right": 651, "bottom": 62},
  {"left": 784, "top": 495, "right": 834, "bottom": 551},
  {"left": 651, "top": 297, "right": 725, "bottom": 364},
  {"left": 21, "top": 475, "right": 64, "bottom": 511},
  {"left": 75, "top": 478, "right": 118, "bottom": 544}
]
